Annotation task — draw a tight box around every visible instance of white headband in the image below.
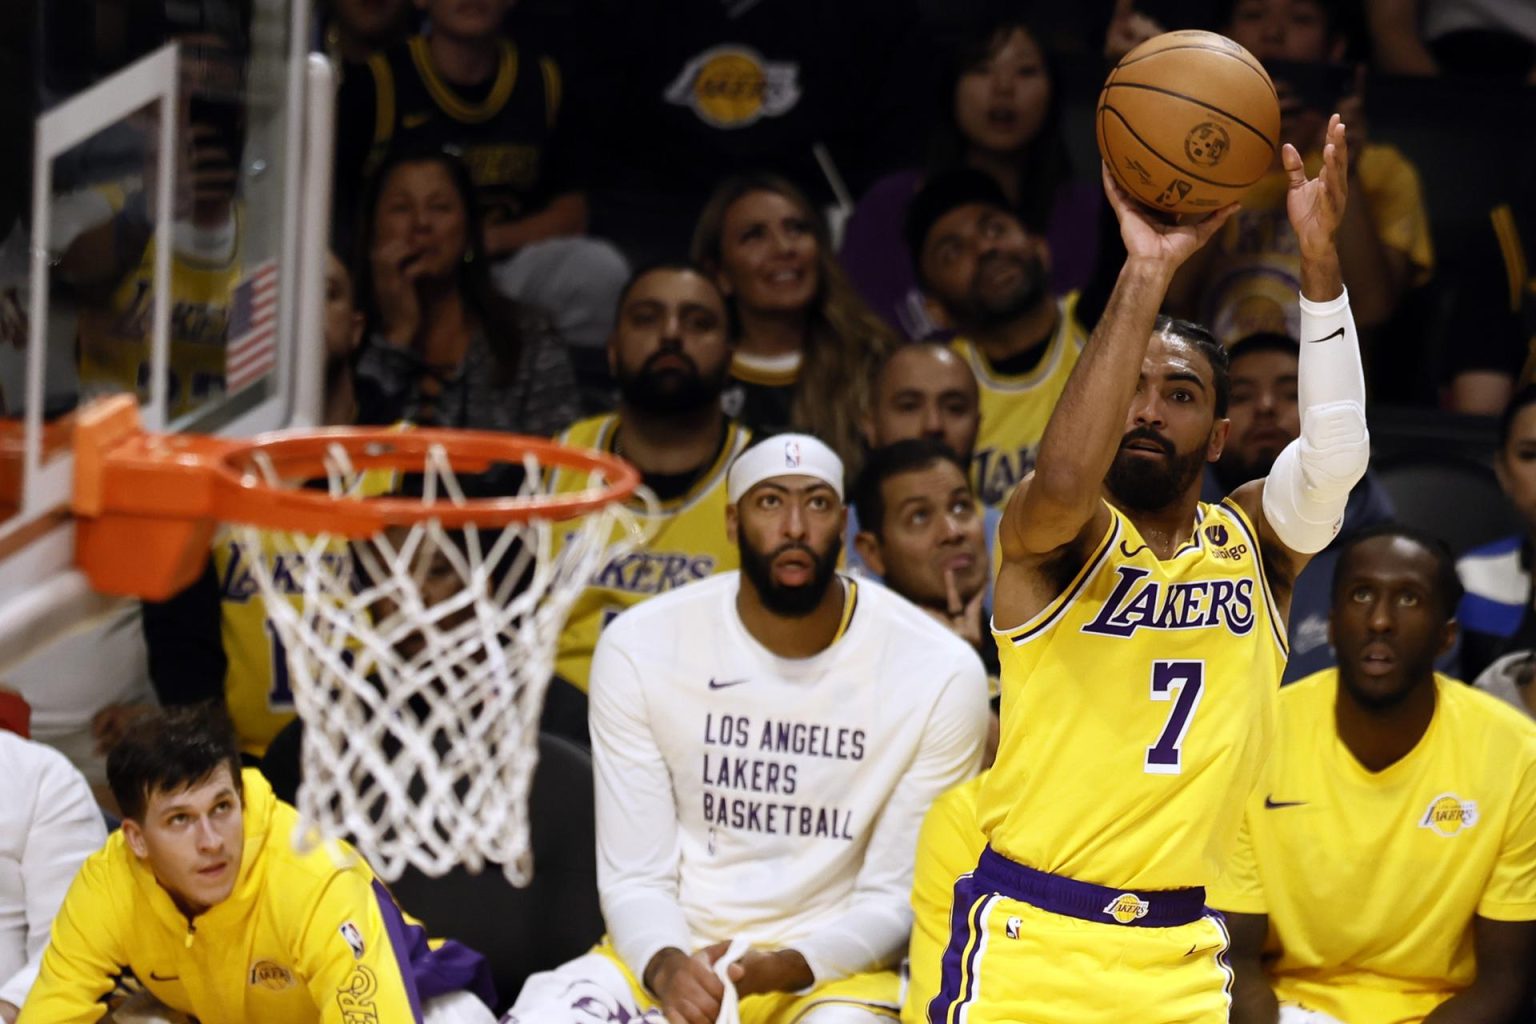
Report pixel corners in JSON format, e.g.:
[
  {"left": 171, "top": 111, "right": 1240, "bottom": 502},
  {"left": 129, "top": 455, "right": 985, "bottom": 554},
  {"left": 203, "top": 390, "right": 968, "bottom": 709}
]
[{"left": 727, "top": 434, "right": 844, "bottom": 503}]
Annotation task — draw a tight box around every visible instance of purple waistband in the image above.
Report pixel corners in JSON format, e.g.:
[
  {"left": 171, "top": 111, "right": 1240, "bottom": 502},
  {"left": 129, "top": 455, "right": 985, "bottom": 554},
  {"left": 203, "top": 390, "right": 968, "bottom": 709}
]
[{"left": 973, "top": 847, "right": 1206, "bottom": 928}]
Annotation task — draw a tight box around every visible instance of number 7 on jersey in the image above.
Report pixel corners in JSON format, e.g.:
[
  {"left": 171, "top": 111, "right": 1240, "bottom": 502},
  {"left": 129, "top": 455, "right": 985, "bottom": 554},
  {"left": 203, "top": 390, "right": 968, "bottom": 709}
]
[{"left": 1145, "top": 660, "right": 1204, "bottom": 775}]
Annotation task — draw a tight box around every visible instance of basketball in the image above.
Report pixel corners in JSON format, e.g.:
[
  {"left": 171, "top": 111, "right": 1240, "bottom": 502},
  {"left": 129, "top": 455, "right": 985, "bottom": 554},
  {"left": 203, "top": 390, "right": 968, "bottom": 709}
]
[{"left": 1096, "top": 30, "right": 1280, "bottom": 216}]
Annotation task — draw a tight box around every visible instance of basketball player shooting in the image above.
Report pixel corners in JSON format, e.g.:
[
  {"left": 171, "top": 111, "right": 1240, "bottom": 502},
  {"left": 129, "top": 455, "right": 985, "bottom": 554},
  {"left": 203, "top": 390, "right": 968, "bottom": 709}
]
[{"left": 929, "top": 116, "right": 1367, "bottom": 1024}]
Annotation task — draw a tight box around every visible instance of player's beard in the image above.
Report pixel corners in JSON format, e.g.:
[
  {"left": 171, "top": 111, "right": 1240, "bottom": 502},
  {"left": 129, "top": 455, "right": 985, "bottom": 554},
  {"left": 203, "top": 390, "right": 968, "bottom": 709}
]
[
  {"left": 738, "top": 534, "right": 842, "bottom": 617},
  {"left": 1106, "top": 428, "right": 1209, "bottom": 513},
  {"left": 951, "top": 251, "right": 1048, "bottom": 332},
  {"left": 616, "top": 347, "right": 729, "bottom": 416}
]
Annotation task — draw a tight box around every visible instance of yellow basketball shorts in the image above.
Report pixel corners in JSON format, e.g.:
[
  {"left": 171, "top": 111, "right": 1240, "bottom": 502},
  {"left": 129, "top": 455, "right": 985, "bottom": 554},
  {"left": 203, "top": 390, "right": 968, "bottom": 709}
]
[
  {"left": 508, "top": 937, "right": 901, "bottom": 1024},
  {"left": 924, "top": 849, "right": 1233, "bottom": 1024}
]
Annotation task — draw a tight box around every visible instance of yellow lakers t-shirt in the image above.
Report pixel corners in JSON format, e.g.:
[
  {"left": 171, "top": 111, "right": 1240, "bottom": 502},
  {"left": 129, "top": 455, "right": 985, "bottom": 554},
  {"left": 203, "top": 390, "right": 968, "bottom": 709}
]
[
  {"left": 951, "top": 293, "right": 1085, "bottom": 509},
  {"left": 904, "top": 772, "right": 988, "bottom": 1024},
  {"left": 552, "top": 414, "right": 751, "bottom": 692},
  {"left": 1209, "top": 670, "right": 1536, "bottom": 1024},
  {"left": 981, "top": 499, "right": 1287, "bottom": 891}
]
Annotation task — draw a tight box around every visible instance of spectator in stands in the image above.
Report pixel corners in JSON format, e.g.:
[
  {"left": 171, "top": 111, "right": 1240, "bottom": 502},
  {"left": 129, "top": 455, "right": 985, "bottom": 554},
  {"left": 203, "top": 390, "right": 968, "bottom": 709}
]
[
  {"left": 19, "top": 704, "right": 498, "bottom": 1024},
  {"left": 507, "top": 434, "right": 987, "bottom": 1024},
  {"left": 545, "top": 263, "right": 752, "bottom": 741},
  {"left": 840, "top": 15, "right": 1099, "bottom": 338},
  {"left": 692, "top": 173, "right": 897, "bottom": 476},
  {"left": 1206, "top": 331, "right": 1396, "bottom": 680},
  {"left": 903, "top": 770, "right": 988, "bottom": 1024},
  {"left": 1456, "top": 385, "right": 1536, "bottom": 682},
  {"left": 352, "top": 147, "right": 578, "bottom": 435},
  {"left": 316, "top": 0, "right": 414, "bottom": 65},
  {"left": 332, "top": 0, "right": 628, "bottom": 375},
  {"left": 906, "top": 168, "right": 1088, "bottom": 509},
  {"left": 1165, "top": 0, "right": 1434, "bottom": 345},
  {"left": 1214, "top": 525, "right": 1536, "bottom": 1024},
  {"left": 1365, "top": 0, "right": 1536, "bottom": 82},
  {"left": 0, "top": 717, "right": 107, "bottom": 1023},
  {"left": 1472, "top": 650, "right": 1536, "bottom": 720},
  {"left": 1442, "top": 185, "right": 1536, "bottom": 414}
]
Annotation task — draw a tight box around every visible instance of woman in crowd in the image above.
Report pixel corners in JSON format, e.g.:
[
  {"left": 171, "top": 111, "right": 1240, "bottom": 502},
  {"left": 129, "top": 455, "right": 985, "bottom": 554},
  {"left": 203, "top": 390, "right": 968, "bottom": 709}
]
[
  {"left": 838, "top": 15, "right": 1098, "bottom": 338},
  {"left": 692, "top": 172, "right": 896, "bottom": 478},
  {"left": 352, "top": 146, "right": 578, "bottom": 436}
]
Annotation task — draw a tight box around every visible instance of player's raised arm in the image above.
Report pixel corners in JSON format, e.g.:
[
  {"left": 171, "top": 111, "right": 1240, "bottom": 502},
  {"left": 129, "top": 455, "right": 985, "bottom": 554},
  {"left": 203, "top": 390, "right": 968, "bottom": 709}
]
[
  {"left": 1232, "top": 116, "right": 1370, "bottom": 591},
  {"left": 1003, "top": 168, "right": 1237, "bottom": 560}
]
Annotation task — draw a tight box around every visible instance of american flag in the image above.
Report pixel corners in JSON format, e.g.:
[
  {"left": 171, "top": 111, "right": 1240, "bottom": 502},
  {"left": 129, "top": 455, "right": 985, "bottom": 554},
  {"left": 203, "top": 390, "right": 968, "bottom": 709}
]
[{"left": 225, "top": 259, "right": 279, "bottom": 394}]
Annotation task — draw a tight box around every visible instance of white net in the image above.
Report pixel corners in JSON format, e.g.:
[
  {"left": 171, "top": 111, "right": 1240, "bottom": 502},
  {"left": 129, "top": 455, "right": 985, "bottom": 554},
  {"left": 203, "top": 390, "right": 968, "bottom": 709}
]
[{"left": 230, "top": 439, "right": 645, "bottom": 884}]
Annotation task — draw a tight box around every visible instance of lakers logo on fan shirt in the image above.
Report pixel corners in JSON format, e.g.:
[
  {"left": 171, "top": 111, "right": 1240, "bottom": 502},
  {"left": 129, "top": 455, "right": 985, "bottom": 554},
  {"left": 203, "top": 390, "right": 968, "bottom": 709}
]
[
  {"left": 1419, "top": 793, "right": 1478, "bottom": 836},
  {"left": 664, "top": 45, "right": 801, "bottom": 129},
  {"left": 1102, "top": 893, "right": 1150, "bottom": 924},
  {"left": 249, "top": 960, "right": 296, "bottom": 991}
]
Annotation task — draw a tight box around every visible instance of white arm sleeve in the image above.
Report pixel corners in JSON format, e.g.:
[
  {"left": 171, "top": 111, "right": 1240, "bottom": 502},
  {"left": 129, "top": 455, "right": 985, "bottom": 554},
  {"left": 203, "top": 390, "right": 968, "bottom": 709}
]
[
  {"left": 791, "top": 654, "right": 988, "bottom": 983},
  {"left": 590, "top": 638, "right": 694, "bottom": 984},
  {"left": 1260, "top": 287, "right": 1370, "bottom": 554}
]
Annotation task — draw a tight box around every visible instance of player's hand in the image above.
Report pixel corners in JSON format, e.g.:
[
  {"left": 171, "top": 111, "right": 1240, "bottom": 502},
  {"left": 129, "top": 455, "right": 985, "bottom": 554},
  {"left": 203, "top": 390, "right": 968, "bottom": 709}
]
[
  {"left": 1102, "top": 163, "right": 1239, "bottom": 270},
  {"left": 1283, "top": 114, "right": 1349, "bottom": 262},
  {"left": 91, "top": 702, "right": 153, "bottom": 755},
  {"left": 649, "top": 946, "right": 725, "bottom": 1024},
  {"left": 369, "top": 237, "right": 425, "bottom": 348},
  {"left": 725, "top": 946, "right": 814, "bottom": 998},
  {"left": 922, "top": 568, "right": 985, "bottom": 650}
]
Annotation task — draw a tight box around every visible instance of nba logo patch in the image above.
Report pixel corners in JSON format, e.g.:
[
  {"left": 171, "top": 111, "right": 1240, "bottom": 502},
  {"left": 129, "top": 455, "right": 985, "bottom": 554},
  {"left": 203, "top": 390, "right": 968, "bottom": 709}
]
[
  {"left": 1102, "top": 893, "right": 1150, "bottom": 924},
  {"left": 1419, "top": 793, "right": 1478, "bottom": 836},
  {"left": 1005, "top": 916, "right": 1022, "bottom": 940},
  {"left": 339, "top": 921, "right": 366, "bottom": 959},
  {"left": 1205, "top": 524, "right": 1228, "bottom": 546},
  {"left": 784, "top": 440, "right": 801, "bottom": 467}
]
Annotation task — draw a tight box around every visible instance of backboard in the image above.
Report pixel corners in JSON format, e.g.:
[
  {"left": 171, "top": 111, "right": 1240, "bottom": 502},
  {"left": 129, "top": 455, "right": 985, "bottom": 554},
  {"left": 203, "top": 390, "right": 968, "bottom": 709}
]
[{"left": 0, "top": 0, "right": 332, "bottom": 668}]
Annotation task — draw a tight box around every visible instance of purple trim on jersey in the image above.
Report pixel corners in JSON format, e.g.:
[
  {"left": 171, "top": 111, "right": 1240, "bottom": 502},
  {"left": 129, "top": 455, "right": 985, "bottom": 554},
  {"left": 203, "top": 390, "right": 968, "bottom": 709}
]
[
  {"left": 1009, "top": 515, "right": 1121, "bottom": 645},
  {"left": 974, "top": 847, "right": 1206, "bottom": 927},
  {"left": 928, "top": 871, "right": 993, "bottom": 1024},
  {"left": 1206, "top": 906, "right": 1237, "bottom": 1009},
  {"left": 1220, "top": 499, "right": 1288, "bottom": 657},
  {"left": 371, "top": 878, "right": 498, "bottom": 1014}
]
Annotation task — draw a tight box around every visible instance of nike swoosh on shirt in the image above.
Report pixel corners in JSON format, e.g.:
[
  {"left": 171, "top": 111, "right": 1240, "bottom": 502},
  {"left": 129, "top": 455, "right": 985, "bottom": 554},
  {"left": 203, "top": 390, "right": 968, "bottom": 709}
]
[
  {"left": 708, "top": 678, "right": 750, "bottom": 690},
  {"left": 1304, "top": 327, "right": 1345, "bottom": 344},
  {"left": 1263, "top": 796, "right": 1307, "bottom": 809}
]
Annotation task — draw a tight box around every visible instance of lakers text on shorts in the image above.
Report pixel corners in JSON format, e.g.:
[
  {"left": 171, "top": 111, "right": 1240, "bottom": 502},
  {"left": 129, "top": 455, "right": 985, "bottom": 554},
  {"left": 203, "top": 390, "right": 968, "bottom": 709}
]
[{"left": 929, "top": 849, "right": 1234, "bottom": 1024}]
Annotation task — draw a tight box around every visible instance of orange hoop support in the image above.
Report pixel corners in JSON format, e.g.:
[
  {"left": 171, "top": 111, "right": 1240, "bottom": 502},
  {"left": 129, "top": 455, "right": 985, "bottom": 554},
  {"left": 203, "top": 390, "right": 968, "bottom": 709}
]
[{"left": 69, "top": 396, "right": 641, "bottom": 600}]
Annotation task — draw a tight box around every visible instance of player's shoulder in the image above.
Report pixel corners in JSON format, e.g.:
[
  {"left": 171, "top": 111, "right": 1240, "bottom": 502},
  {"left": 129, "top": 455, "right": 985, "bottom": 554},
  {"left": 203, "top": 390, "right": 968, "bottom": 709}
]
[
  {"left": 1275, "top": 669, "right": 1338, "bottom": 718},
  {"left": 0, "top": 727, "right": 79, "bottom": 781},
  {"left": 600, "top": 571, "right": 738, "bottom": 647},
  {"left": 559, "top": 412, "right": 617, "bottom": 448},
  {"left": 855, "top": 578, "right": 980, "bottom": 664}
]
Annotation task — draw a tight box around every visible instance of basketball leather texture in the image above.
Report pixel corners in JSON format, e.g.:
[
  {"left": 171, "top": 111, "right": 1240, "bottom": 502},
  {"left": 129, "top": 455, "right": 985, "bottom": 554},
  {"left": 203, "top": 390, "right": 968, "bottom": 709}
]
[{"left": 1097, "top": 31, "right": 1280, "bottom": 215}]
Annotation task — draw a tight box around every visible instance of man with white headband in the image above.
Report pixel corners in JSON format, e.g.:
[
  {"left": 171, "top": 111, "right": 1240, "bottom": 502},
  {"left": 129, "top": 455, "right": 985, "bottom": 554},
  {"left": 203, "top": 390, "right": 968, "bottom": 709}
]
[{"left": 507, "top": 433, "right": 988, "bottom": 1024}]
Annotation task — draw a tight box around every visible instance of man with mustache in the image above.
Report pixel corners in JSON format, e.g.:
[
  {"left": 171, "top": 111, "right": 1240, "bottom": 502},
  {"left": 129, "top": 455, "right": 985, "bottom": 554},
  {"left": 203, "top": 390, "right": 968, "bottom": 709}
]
[
  {"left": 1201, "top": 331, "right": 1396, "bottom": 681},
  {"left": 509, "top": 433, "right": 988, "bottom": 1024},
  {"left": 547, "top": 264, "right": 753, "bottom": 740},
  {"left": 906, "top": 168, "right": 1089, "bottom": 509},
  {"left": 1213, "top": 525, "right": 1536, "bottom": 1024},
  {"left": 929, "top": 121, "right": 1368, "bottom": 1023}
]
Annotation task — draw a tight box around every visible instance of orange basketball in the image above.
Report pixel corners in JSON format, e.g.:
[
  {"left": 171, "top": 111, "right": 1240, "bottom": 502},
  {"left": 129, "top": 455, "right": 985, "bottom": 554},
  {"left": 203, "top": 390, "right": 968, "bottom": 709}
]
[{"left": 1096, "top": 30, "right": 1280, "bottom": 216}]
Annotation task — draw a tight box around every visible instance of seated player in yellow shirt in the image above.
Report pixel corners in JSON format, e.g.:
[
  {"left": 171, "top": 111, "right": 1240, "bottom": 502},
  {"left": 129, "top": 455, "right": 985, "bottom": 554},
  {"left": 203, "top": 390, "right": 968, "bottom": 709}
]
[
  {"left": 18, "top": 705, "right": 497, "bottom": 1024},
  {"left": 1211, "top": 524, "right": 1536, "bottom": 1024}
]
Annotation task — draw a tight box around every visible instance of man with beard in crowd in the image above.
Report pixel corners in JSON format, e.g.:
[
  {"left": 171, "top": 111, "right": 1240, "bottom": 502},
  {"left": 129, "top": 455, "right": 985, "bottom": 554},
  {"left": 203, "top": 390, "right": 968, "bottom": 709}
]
[
  {"left": 930, "top": 124, "right": 1368, "bottom": 1022},
  {"left": 907, "top": 168, "right": 1089, "bottom": 509},
  {"left": 546, "top": 264, "right": 753, "bottom": 741},
  {"left": 1202, "top": 331, "right": 1396, "bottom": 681},
  {"left": 508, "top": 433, "right": 989, "bottom": 1024}
]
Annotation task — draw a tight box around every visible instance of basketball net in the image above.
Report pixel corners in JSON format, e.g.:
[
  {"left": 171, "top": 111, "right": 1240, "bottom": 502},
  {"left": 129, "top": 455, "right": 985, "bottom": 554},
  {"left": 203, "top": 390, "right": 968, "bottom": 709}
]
[{"left": 232, "top": 440, "right": 647, "bottom": 884}]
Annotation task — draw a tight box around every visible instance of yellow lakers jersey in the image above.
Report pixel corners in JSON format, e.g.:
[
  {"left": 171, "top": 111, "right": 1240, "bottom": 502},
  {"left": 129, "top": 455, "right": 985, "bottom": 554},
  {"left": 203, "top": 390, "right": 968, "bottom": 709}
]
[
  {"left": 981, "top": 499, "right": 1287, "bottom": 891},
  {"left": 552, "top": 414, "right": 751, "bottom": 692},
  {"left": 76, "top": 216, "right": 243, "bottom": 419},
  {"left": 952, "top": 293, "right": 1086, "bottom": 509},
  {"left": 905, "top": 772, "right": 989, "bottom": 1024},
  {"left": 1209, "top": 670, "right": 1536, "bottom": 1024}
]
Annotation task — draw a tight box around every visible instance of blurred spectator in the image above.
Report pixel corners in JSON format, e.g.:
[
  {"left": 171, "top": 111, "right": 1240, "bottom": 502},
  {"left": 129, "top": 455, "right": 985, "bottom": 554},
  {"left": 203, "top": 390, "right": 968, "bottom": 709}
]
[
  {"left": 1473, "top": 650, "right": 1536, "bottom": 720},
  {"left": 905, "top": 168, "right": 1088, "bottom": 509},
  {"left": 0, "top": 718, "right": 107, "bottom": 1024},
  {"left": 1456, "top": 385, "right": 1536, "bottom": 682},
  {"left": 1166, "top": 0, "right": 1434, "bottom": 346},
  {"left": 692, "top": 172, "right": 896, "bottom": 476},
  {"left": 352, "top": 148, "right": 578, "bottom": 434},
  {"left": 333, "top": 0, "right": 628, "bottom": 372},
  {"left": 903, "top": 771, "right": 988, "bottom": 1024},
  {"left": 317, "top": 0, "right": 415, "bottom": 65},
  {"left": 546, "top": 264, "right": 751, "bottom": 741},
  {"left": 840, "top": 16, "right": 1099, "bottom": 338},
  {"left": 321, "top": 249, "right": 365, "bottom": 425},
  {"left": 1442, "top": 187, "right": 1536, "bottom": 415},
  {"left": 578, "top": 0, "right": 928, "bottom": 264},
  {"left": 1204, "top": 332, "right": 1396, "bottom": 680},
  {"left": 1366, "top": 0, "right": 1536, "bottom": 82},
  {"left": 1214, "top": 526, "right": 1536, "bottom": 1024}
]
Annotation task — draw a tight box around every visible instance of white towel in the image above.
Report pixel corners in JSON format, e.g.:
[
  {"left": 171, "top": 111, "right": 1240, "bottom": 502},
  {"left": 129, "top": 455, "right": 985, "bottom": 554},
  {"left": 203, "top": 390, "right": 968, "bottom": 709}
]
[{"left": 711, "top": 937, "right": 753, "bottom": 1024}]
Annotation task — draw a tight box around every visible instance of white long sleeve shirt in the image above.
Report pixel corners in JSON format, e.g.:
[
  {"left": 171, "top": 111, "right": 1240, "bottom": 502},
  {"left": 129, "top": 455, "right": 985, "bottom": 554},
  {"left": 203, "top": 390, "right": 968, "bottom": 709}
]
[
  {"left": 0, "top": 730, "right": 107, "bottom": 1007},
  {"left": 591, "top": 572, "right": 989, "bottom": 986}
]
